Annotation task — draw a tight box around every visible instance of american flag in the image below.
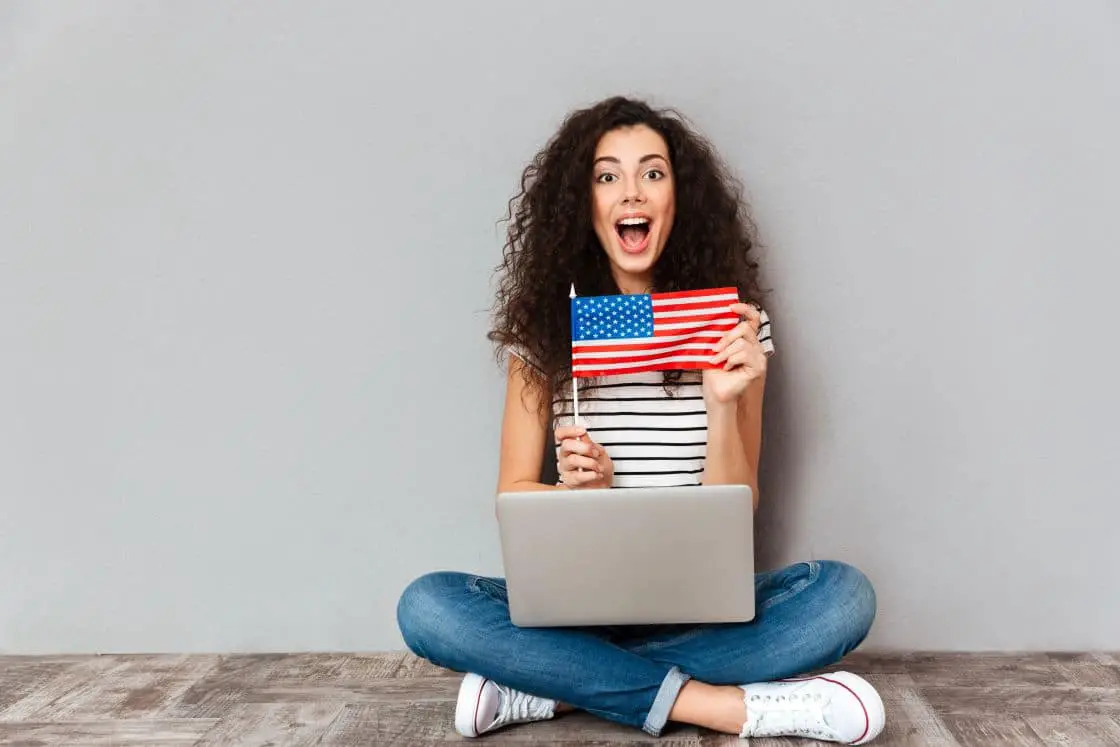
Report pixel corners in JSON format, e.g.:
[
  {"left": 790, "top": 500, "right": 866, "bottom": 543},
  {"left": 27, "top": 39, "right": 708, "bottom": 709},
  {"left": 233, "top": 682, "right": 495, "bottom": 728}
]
[{"left": 570, "top": 287, "right": 744, "bottom": 378}]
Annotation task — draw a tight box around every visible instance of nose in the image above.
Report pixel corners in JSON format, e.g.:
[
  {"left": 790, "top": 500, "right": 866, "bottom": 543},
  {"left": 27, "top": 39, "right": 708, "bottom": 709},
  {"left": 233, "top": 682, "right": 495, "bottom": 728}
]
[{"left": 622, "top": 175, "right": 645, "bottom": 204}]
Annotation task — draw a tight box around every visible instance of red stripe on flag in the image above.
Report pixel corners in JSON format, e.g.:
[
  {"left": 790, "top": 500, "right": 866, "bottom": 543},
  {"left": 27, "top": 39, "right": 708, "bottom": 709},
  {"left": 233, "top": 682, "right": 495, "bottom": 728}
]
[
  {"left": 574, "top": 347, "right": 719, "bottom": 368},
  {"left": 651, "top": 287, "right": 739, "bottom": 301},
  {"left": 654, "top": 300, "right": 736, "bottom": 313},
  {"left": 572, "top": 338, "right": 715, "bottom": 355},
  {"left": 656, "top": 312, "right": 738, "bottom": 326},
  {"left": 574, "top": 359, "right": 717, "bottom": 377},
  {"left": 654, "top": 322, "right": 735, "bottom": 336}
]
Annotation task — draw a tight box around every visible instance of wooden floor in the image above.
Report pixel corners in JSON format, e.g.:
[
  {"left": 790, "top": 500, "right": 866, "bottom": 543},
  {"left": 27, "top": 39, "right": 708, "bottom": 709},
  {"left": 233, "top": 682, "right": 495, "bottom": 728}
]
[{"left": 0, "top": 652, "right": 1118, "bottom": 745}]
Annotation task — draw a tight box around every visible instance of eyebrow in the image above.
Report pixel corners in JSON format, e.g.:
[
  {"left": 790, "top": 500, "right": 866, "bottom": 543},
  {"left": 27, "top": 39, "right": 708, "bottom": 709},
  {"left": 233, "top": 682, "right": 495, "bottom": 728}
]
[{"left": 593, "top": 153, "right": 670, "bottom": 166}]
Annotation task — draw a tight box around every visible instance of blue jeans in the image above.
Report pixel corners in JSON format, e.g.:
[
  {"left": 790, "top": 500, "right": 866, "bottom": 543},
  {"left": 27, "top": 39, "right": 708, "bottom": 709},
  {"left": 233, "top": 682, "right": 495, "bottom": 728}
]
[{"left": 397, "top": 560, "right": 875, "bottom": 737}]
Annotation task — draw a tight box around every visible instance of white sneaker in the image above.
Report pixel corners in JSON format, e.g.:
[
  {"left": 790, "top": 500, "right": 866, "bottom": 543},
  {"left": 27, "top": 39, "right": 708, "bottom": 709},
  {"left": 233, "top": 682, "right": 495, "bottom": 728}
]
[
  {"left": 739, "top": 671, "right": 885, "bottom": 744},
  {"left": 454, "top": 672, "right": 557, "bottom": 738}
]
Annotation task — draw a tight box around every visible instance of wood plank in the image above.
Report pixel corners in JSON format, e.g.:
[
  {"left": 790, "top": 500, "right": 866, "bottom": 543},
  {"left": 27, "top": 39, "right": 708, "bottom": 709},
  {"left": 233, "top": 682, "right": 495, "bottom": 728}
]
[
  {"left": 1026, "top": 715, "right": 1120, "bottom": 746},
  {"left": 0, "top": 652, "right": 1117, "bottom": 745},
  {"left": 0, "top": 718, "right": 218, "bottom": 745},
  {"left": 116, "top": 655, "right": 222, "bottom": 717},
  {"left": 315, "top": 701, "right": 462, "bottom": 744},
  {"left": 317, "top": 702, "right": 700, "bottom": 745},
  {"left": 827, "top": 651, "right": 912, "bottom": 675},
  {"left": 700, "top": 733, "right": 817, "bottom": 747},
  {"left": 165, "top": 652, "right": 424, "bottom": 717},
  {"left": 941, "top": 716, "right": 1045, "bottom": 746},
  {"left": 0, "top": 658, "right": 79, "bottom": 716},
  {"left": 193, "top": 702, "right": 345, "bottom": 746},
  {"left": 0, "top": 655, "right": 122, "bottom": 720},
  {"left": 871, "top": 673, "right": 959, "bottom": 746},
  {"left": 250, "top": 676, "right": 460, "bottom": 704},
  {"left": 1046, "top": 652, "right": 1120, "bottom": 688},
  {"left": 250, "top": 652, "right": 407, "bottom": 681},
  {"left": 479, "top": 710, "right": 699, "bottom": 744},
  {"left": 394, "top": 652, "right": 460, "bottom": 679},
  {"left": 162, "top": 654, "right": 291, "bottom": 718},
  {"left": 338, "top": 652, "right": 420, "bottom": 679},
  {"left": 816, "top": 652, "right": 1064, "bottom": 685},
  {"left": 908, "top": 653, "right": 1061, "bottom": 686},
  {"left": 0, "top": 655, "right": 106, "bottom": 666},
  {"left": 924, "top": 684, "right": 1120, "bottom": 717},
  {"left": 1090, "top": 652, "right": 1120, "bottom": 666},
  {"left": 16, "top": 654, "right": 221, "bottom": 720}
]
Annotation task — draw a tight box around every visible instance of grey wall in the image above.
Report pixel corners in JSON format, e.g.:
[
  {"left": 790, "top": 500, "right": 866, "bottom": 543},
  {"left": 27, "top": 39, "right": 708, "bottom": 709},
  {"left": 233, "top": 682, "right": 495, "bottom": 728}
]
[{"left": 2, "top": 1, "right": 1117, "bottom": 654}]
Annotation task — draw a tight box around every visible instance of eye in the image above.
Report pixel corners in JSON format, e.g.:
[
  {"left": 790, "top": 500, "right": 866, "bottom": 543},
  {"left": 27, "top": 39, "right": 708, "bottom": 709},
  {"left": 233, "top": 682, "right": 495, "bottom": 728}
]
[
  {"left": 645, "top": 168, "right": 665, "bottom": 180},
  {"left": 596, "top": 172, "right": 618, "bottom": 184}
]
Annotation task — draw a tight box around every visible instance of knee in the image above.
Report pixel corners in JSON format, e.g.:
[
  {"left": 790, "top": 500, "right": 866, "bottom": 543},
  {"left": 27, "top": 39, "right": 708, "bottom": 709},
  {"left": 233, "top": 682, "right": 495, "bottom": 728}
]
[
  {"left": 816, "top": 561, "right": 877, "bottom": 648},
  {"left": 396, "top": 571, "right": 462, "bottom": 657}
]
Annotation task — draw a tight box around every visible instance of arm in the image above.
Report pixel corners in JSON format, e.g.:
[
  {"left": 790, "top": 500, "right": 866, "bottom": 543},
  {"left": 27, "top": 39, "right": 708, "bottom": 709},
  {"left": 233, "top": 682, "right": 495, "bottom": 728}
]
[
  {"left": 496, "top": 354, "right": 615, "bottom": 495},
  {"left": 698, "top": 302, "right": 770, "bottom": 509},
  {"left": 701, "top": 373, "right": 765, "bottom": 510},
  {"left": 496, "top": 355, "right": 566, "bottom": 494}
]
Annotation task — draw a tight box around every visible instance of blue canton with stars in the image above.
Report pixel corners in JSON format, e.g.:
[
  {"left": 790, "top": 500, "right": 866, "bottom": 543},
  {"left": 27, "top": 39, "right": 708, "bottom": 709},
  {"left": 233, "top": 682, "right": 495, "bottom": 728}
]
[{"left": 572, "top": 293, "right": 654, "bottom": 341}]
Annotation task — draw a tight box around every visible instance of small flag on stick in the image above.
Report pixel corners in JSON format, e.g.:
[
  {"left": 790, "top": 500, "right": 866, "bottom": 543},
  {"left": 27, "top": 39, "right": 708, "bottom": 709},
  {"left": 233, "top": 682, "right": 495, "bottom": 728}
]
[
  {"left": 570, "top": 287, "right": 742, "bottom": 378},
  {"left": 569, "top": 283, "right": 580, "bottom": 424}
]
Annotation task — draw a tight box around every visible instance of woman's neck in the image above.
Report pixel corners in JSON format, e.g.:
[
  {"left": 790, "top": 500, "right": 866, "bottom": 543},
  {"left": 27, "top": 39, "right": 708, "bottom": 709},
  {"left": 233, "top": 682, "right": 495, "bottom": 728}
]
[{"left": 613, "top": 269, "right": 652, "bottom": 295}]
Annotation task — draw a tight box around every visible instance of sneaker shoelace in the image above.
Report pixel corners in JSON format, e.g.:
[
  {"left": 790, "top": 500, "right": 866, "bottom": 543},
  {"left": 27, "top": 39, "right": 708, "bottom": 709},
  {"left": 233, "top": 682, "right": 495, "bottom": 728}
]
[
  {"left": 746, "top": 690, "right": 834, "bottom": 739},
  {"left": 493, "top": 684, "right": 554, "bottom": 728}
]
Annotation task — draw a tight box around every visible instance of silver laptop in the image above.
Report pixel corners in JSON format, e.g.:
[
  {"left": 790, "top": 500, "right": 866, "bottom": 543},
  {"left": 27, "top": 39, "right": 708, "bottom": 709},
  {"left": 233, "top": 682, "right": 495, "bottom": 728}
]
[{"left": 495, "top": 484, "right": 755, "bottom": 627}]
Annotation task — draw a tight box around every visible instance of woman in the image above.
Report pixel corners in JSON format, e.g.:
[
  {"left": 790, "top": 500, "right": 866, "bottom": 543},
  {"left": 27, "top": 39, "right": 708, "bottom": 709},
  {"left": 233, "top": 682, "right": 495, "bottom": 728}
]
[{"left": 396, "top": 96, "right": 885, "bottom": 744}]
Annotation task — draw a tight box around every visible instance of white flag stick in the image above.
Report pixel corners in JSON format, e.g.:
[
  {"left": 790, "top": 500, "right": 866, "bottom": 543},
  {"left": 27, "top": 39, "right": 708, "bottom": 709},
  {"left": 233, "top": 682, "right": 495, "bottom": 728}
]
[{"left": 570, "top": 283, "right": 580, "bottom": 425}]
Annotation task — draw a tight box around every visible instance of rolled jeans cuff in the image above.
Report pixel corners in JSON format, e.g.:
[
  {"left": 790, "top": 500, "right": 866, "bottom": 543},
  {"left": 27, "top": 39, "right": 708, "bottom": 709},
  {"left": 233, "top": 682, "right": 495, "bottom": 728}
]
[{"left": 642, "top": 665, "right": 691, "bottom": 736}]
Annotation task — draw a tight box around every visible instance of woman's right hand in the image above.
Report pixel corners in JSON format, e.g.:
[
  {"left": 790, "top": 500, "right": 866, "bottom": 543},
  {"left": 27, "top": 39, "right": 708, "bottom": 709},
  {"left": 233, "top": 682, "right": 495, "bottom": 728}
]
[{"left": 555, "top": 425, "right": 614, "bottom": 489}]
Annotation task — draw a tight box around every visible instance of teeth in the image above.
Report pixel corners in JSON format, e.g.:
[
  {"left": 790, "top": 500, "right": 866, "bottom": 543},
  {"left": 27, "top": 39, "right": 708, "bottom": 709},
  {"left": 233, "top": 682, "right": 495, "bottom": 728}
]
[{"left": 617, "top": 217, "right": 650, "bottom": 226}]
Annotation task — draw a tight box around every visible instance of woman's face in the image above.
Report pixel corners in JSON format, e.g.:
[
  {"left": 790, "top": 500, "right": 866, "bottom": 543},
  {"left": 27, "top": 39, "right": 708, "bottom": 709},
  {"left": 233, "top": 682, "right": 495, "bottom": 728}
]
[{"left": 591, "top": 124, "right": 676, "bottom": 294}]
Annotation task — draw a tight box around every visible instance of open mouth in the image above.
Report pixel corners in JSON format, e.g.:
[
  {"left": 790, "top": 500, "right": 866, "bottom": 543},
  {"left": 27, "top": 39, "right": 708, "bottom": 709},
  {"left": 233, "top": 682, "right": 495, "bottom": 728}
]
[{"left": 615, "top": 216, "right": 652, "bottom": 254}]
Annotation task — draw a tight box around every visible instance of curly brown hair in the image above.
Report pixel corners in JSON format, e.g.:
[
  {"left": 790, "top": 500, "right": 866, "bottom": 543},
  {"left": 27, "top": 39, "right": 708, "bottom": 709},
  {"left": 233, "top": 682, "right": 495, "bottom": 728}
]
[{"left": 488, "top": 96, "right": 767, "bottom": 410}]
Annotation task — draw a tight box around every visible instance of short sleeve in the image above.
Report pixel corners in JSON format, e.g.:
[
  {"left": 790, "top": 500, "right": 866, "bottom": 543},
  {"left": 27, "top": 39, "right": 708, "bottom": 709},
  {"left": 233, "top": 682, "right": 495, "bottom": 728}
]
[
  {"left": 504, "top": 342, "right": 545, "bottom": 374},
  {"left": 757, "top": 308, "right": 775, "bottom": 356}
]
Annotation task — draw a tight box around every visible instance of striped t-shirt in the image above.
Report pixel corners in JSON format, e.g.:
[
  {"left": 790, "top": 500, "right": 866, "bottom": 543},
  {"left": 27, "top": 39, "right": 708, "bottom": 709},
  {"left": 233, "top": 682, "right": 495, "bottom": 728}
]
[{"left": 516, "top": 310, "right": 775, "bottom": 489}]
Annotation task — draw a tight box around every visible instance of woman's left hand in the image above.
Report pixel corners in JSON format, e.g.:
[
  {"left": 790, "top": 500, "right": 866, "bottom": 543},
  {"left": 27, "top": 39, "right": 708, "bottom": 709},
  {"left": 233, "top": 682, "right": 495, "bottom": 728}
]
[{"left": 702, "top": 303, "right": 768, "bottom": 406}]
